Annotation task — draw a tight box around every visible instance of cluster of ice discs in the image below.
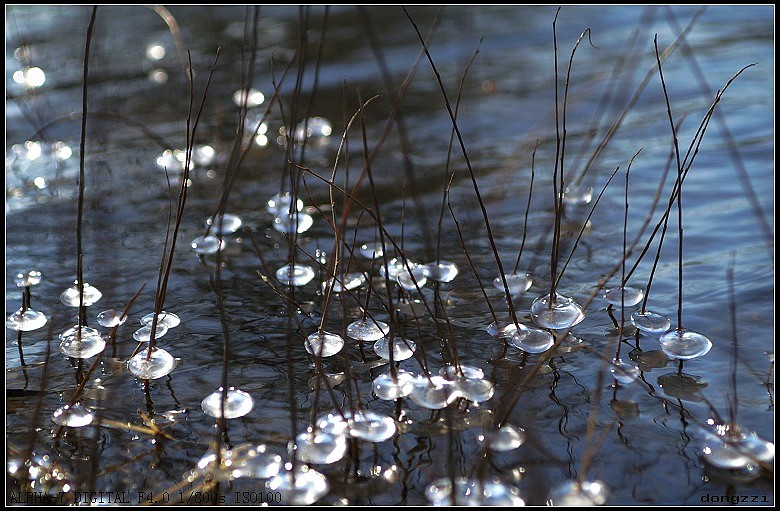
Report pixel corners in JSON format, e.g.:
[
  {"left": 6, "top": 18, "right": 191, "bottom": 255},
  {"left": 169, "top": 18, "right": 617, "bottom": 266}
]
[
  {"left": 191, "top": 212, "right": 242, "bottom": 256},
  {"left": 7, "top": 270, "right": 48, "bottom": 332},
  {"left": 425, "top": 476, "right": 525, "bottom": 506},
  {"left": 126, "top": 311, "right": 182, "bottom": 379},
  {"left": 696, "top": 420, "right": 774, "bottom": 477}
]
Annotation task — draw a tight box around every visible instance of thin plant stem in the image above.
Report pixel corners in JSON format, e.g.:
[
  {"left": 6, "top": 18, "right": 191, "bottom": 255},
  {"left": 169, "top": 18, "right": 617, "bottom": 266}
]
[{"left": 76, "top": 6, "right": 98, "bottom": 330}]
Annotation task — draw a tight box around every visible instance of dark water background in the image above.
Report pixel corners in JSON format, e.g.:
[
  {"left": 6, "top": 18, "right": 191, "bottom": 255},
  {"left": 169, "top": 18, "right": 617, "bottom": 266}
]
[{"left": 6, "top": 5, "right": 774, "bottom": 506}]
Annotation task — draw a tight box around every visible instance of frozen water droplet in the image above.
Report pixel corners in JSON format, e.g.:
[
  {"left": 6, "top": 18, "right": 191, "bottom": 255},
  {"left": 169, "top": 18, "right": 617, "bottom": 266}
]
[
  {"left": 659, "top": 329, "right": 712, "bottom": 360},
  {"left": 373, "top": 337, "right": 416, "bottom": 361},
  {"left": 273, "top": 212, "right": 313, "bottom": 234},
  {"left": 604, "top": 286, "right": 644, "bottom": 307},
  {"left": 60, "top": 327, "right": 106, "bottom": 358},
  {"left": 305, "top": 331, "right": 344, "bottom": 357},
  {"left": 51, "top": 403, "right": 93, "bottom": 428},
  {"left": 610, "top": 358, "right": 640, "bottom": 384},
  {"left": 232, "top": 88, "right": 265, "bottom": 108},
  {"left": 267, "top": 466, "right": 329, "bottom": 505},
  {"left": 133, "top": 324, "right": 169, "bottom": 343},
  {"left": 15, "top": 270, "right": 42, "bottom": 287},
  {"left": 396, "top": 265, "right": 427, "bottom": 291},
  {"left": 128, "top": 347, "right": 175, "bottom": 379},
  {"left": 493, "top": 272, "right": 532, "bottom": 295},
  {"left": 140, "top": 311, "right": 181, "bottom": 329},
  {"left": 359, "top": 241, "right": 384, "bottom": 259},
  {"left": 201, "top": 387, "right": 254, "bottom": 419},
  {"left": 276, "top": 263, "right": 316, "bottom": 286},
  {"left": 295, "top": 428, "right": 348, "bottom": 464},
  {"left": 508, "top": 324, "right": 555, "bottom": 353},
  {"left": 422, "top": 260, "right": 459, "bottom": 282},
  {"left": 530, "top": 293, "right": 585, "bottom": 330},
  {"left": 630, "top": 311, "right": 671, "bottom": 335},
  {"left": 373, "top": 370, "right": 415, "bottom": 400},
  {"left": 96, "top": 309, "right": 126, "bottom": 328},
  {"left": 6, "top": 307, "right": 47, "bottom": 331},
  {"left": 206, "top": 213, "right": 242, "bottom": 234},
  {"left": 191, "top": 235, "right": 225, "bottom": 255},
  {"left": 324, "top": 272, "right": 366, "bottom": 293},
  {"left": 266, "top": 192, "right": 304, "bottom": 215},
  {"left": 347, "top": 318, "right": 390, "bottom": 341},
  {"left": 548, "top": 479, "right": 609, "bottom": 506},
  {"left": 60, "top": 281, "right": 102, "bottom": 307},
  {"left": 347, "top": 410, "right": 397, "bottom": 442},
  {"left": 483, "top": 424, "right": 527, "bottom": 451}
]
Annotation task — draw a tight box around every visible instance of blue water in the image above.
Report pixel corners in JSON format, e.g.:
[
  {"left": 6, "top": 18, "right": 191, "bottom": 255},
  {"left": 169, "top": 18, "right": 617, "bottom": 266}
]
[{"left": 6, "top": 5, "right": 774, "bottom": 506}]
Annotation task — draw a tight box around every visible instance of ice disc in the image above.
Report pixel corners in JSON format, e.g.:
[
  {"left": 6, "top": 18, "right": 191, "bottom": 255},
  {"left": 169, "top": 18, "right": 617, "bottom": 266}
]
[
  {"left": 347, "top": 410, "right": 397, "bottom": 442},
  {"left": 346, "top": 318, "right": 390, "bottom": 341},
  {"left": 493, "top": 272, "right": 532, "bottom": 295},
  {"left": 659, "top": 329, "right": 712, "bottom": 360},
  {"left": 206, "top": 213, "right": 243, "bottom": 234},
  {"left": 191, "top": 235, "right": 225, "bottom": 255},
  {"left": 548, "top": 479, "right": 609, "bottom": 506},
  {"left": 140, "top": 311, "right": 181, "bottom": 329},
  {"left": 323, "top": 272, "right": 366, "bottom": 293},
  {"left": 604, "top": 286, "right": 644, "bottom": 307},
  {"left": 373, "top": 370, "right": 415, "bottom": 400},
  {"left": 51, "top": 403, "right": 93, "bottom": 428},
  {"left": 127, "top": 347, "right": 175, "bottom": 379},
  {"left": 422, "top": 260, "right": 459, "bottom": 282},
  {"left": 266, "top": 467, "right": 329, "bottom": 505},
  {"left": 60, "top": 327, "right": 106, "bottom": 358},
  {"left": 133, "top": 324, "right": 169, "bottom": 343},
  {"left": 201, "top": 387, "right": 254, "bottom": 419},
  {"left": 6, "top": 307, "right": 47, "bottom": 331},
  {"left": 373, "top": 337, "right": 416, "bottom": 361},
  {"left": 273, "top": 212, "right": 313, "bottom": 234},
  {"left": 530, "top": 293, "right": 585, "bottom": 330},
  {"left": 455, "top": 378, "right": 495, "bottom": 402},
  {"left": 508, "top": 324, "right": 554, "bottom": 353},
  {"left": 630, "top": 311, "right": 671, "bottom": 334},
  {"left": 482, "top": 424, "right": 527, "bottom": 452},
  {"left": 15, "top": 270, "right": 42, "bottom": 287},
  {"left": 60, "top": 281, "right": 102, "bottom": 307},
  {"left": 305, "top": 331, "right": 345, "bottom": 358},
  {"left": 276, "top": 263, "right": 316, "bottom": 286},
  {"left": 610, "top": 358, "right": 640, "bottom": 384},
  {"left": 96, "top": 309, "right": 126, "bottom": 328},
  {"left": 266, "top": 192, "right": 304, "bottom": 215},
  {"left": 295, "top": 428, "right": 348, "bottom": 464}
]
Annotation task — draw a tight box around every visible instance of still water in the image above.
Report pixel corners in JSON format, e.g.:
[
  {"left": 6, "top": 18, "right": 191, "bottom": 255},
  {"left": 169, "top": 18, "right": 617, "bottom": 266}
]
[{"left": 6, "top": 5, "right": 774, "bottom": 506}]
